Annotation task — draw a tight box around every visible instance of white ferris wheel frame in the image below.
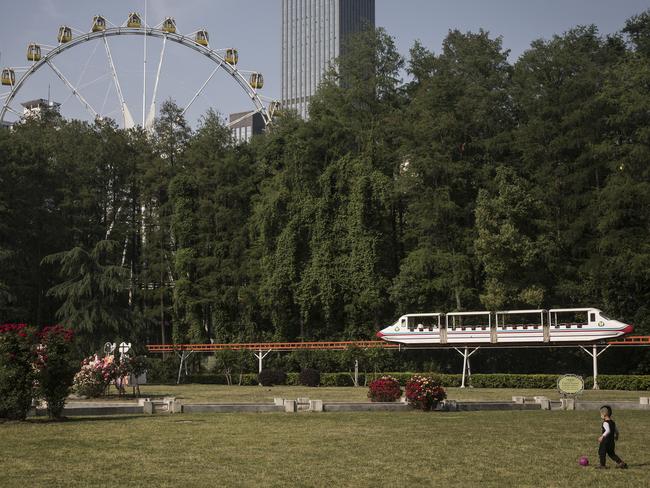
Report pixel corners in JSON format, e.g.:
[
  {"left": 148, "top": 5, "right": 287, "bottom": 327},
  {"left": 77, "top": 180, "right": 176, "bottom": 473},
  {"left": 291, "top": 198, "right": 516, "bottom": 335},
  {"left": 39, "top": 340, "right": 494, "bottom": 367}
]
[{"left": 0, "top": 26, "right": 274, "bottom": 129}]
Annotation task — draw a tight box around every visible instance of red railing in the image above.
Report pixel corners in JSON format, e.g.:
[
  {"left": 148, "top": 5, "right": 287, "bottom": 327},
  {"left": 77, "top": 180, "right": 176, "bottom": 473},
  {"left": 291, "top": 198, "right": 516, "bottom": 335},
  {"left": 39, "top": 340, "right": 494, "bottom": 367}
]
[
  {"left": 147, "top": 340, "right": 399, "bottom": 353},
  {"left": 147, "top": 336, "right": 650, "bottom": 353},
  {"left": 606, "top": 335, "right": 650, "bottom": 345}
]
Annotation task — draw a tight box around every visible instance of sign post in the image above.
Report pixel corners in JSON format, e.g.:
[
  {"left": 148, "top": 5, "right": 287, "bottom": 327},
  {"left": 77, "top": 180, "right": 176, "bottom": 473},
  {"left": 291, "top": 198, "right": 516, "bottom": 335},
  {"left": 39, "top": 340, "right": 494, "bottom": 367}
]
[{"left": 557, "top": 374, "right": 584, "bottom": 410}]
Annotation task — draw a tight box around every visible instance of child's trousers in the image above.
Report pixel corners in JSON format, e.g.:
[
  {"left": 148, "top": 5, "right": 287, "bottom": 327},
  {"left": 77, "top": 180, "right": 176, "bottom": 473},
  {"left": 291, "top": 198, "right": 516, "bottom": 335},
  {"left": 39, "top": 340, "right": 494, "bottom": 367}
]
[{"left": 599, "top": 441, "right": 622, "bottom": 466}]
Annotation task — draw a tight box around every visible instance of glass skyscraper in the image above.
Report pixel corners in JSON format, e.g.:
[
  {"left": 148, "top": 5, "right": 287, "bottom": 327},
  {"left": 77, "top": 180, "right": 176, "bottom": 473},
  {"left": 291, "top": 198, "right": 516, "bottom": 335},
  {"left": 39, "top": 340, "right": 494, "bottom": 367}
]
[{"left": 281, "top": 0, "right": 375, "bottom": 118}]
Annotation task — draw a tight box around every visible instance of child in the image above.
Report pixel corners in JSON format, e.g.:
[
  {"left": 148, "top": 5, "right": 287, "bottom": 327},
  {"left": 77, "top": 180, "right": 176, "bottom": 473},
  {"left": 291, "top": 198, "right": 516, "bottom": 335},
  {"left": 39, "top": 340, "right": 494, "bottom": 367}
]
[{"left": 597, "top": 405, "right": 627, "bottom": 469}]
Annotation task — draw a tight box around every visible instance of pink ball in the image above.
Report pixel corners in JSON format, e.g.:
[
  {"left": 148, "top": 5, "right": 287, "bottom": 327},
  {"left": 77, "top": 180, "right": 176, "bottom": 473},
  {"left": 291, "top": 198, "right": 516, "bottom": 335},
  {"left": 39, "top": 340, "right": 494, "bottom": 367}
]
[{"left": 579, "top": 456, "right": 589, "bottom": 467}]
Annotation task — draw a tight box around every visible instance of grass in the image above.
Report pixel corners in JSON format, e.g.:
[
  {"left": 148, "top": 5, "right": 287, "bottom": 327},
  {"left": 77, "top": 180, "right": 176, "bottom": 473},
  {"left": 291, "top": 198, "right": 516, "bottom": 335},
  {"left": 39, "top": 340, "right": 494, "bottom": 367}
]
[
  {"left": 2, "top": 410, "right": 649, "bottom": 487},
  {"left": 93, "top": 383, "right": 649, "bottom": 404}
]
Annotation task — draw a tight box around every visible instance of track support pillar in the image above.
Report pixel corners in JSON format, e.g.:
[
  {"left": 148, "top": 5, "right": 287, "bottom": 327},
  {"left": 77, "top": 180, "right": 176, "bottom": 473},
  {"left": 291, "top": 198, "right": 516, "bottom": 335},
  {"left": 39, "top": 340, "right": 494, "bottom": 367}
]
[
  {"left": 254, "top": 349, "right": 272, "bottom": 378},
  {"left": 454, "top": 346, "right": 480, "bottom": 388},
  {"left": 175, "top": 350, "right": 194, "bottom": 385},
  {"left": 580, "top": 344, "right": 611, "bottom": 390}
]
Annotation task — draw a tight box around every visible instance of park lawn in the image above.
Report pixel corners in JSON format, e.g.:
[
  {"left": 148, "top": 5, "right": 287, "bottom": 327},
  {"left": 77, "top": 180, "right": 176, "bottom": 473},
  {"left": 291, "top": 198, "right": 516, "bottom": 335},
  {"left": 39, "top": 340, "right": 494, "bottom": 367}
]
[
  {"left": 105, "top": 384, "right": 649, "bottom": 404},
  {"left": 1, "top": 410, "right": 649, "bottom": 488}
]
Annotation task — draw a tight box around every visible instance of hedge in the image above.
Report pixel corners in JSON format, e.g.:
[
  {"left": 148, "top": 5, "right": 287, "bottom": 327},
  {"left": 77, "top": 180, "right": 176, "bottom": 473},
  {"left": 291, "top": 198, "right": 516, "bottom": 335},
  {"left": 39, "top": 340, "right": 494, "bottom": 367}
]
[{"left": 181, "top": 373, "right": 650, "bottom": 390}]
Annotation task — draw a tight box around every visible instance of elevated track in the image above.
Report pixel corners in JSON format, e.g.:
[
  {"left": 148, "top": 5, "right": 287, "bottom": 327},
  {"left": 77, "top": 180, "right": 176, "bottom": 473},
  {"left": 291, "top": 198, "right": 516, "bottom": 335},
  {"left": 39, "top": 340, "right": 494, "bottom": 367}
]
[{"left": 146, "top": 336, "right": 650, "bottom": 388}]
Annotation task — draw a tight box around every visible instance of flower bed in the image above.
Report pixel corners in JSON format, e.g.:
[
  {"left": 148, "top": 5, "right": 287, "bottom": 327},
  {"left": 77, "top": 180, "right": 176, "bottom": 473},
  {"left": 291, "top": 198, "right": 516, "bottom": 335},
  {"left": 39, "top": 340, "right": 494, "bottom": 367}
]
[
  {"left": 405, "top": 375, "right": 447, "bottom": 410},
  {"left": 73, "top": 354, "right": 120, "bottom": 397},
  {"left": 368, "top": 375, "right": 402, "bottom": 402}
]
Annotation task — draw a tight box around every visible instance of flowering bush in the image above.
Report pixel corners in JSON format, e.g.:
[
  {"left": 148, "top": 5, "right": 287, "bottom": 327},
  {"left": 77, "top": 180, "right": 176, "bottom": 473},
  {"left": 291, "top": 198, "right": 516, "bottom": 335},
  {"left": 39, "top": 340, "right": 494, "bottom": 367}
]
[
  {"left": 114, "top": 355, "right": 148, "bottom": 396},
  {"left": 34, "top": 326, "right": 77, "bottom": 419},
  {"left": 0, "top": 324, "right": 35, "bottom": 420},
  {"left": 405, "top": 375, "right": 447, "bottom": 411},
  {"left": 368, "top": 375, "right": 402, "bottom": 402},
  {"left": 73, "top": 354, "right": 119, "bottom": 397}
]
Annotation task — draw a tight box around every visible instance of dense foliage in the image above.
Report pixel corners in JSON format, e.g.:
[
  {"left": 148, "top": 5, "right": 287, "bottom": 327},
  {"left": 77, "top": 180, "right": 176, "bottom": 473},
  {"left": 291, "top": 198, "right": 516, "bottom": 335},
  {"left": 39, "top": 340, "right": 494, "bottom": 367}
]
[
  {"left": 1, "top": 13, "right": 650, "bottom": 374},
  {"left": 0, "top": 324, "right": 34, "bottom": 420},
  {"left": 257, "top": 368, "right": 287, "bottom": 386},
  {"left": 299, "top": 368, "right": 321, "bottom": 387},
  {"left": 34, "top": 325, "right": 76, "bottom": 419}
]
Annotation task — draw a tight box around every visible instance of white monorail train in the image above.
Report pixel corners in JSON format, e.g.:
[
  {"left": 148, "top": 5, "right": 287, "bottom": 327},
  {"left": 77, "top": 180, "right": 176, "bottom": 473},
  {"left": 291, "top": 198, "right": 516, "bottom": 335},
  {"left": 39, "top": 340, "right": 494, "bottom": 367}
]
[{"left": 376, "top": 308, "right": 633, "bottom": 345}]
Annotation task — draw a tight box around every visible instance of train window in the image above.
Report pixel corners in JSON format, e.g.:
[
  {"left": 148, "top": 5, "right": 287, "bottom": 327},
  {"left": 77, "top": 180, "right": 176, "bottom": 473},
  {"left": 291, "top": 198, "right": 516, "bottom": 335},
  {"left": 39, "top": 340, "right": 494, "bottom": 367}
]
[
  {"left": 577, "top": 324, "right": 582, "bottom": 328},
  {"left": 590, "top": 313, "right": 596, "bottom": 322},
  {"left": 523, "top": 325, "right": 528, "bottom": 330},
  {"left": 565, "top": 324, "right": 571, "bottom": 329}
]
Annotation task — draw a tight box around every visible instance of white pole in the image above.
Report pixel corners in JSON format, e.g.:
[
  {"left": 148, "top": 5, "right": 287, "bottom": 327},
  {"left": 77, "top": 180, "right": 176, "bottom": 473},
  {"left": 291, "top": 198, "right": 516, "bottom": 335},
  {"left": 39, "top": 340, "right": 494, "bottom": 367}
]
[
  {"left": 461, "top": 346, "right": 468, "bottom": 388},
  {"left": 354, "top": 359, "right": 359, "bottom": 387},
  {"left": 592, "top": 344, "right": 599, "bottom": 390},
  {"left": 143, "top": 0, "right": 147, "bottom": 127}
]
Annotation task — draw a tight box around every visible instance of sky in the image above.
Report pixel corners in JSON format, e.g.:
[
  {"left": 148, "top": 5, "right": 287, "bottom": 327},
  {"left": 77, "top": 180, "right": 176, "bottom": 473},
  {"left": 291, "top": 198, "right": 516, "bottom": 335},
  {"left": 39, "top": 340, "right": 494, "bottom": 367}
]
[{"left": 0, "top": 0, "right": 647, "bottom": 127}]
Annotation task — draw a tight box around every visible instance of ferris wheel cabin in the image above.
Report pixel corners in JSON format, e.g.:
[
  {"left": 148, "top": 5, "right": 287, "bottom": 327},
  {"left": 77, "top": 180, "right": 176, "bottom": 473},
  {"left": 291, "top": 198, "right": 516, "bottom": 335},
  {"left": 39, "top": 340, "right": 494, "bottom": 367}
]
[
  {"left": 225, "top": 48, "right": 239, "bottom": 66},
  {"left": 1, "top": 69, "right": 15, "bottom": 86},
  {"left": 162, "top": 17, "right": 177, "bottom": 34},
  {"left": 57, "top": 26, "right": 72, "bottom": 43},
  {"left": 249, "top": 72, "right": 264, "bottom": 89},
  {"left": 27, "top": 43, "right": 41, "bottom": 61},
  {"left": 195, "top": 30, "right": 209, "bottom": 46},
  {"left": 127, "top": 13, "right": 142, "bottom": 29},
  {"left": 92, "top": 15, "right": 107, "bottom": 32}
]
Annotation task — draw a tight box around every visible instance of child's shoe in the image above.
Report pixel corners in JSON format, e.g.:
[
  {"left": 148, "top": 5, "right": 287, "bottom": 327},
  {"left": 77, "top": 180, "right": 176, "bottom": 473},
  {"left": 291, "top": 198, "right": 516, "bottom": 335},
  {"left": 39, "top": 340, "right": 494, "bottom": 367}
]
[{"left": 615, "top": 462, "right": 628, "bottom": 469}]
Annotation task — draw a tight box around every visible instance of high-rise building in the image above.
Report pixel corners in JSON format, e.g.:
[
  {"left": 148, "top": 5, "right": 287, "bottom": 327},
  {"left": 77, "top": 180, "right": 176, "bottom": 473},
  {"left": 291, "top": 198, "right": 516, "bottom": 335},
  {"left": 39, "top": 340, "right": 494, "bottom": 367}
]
[
  {"left": 229, "top": 110, "right": 265, "bottom": 144},
  {"left": 282, "top": 0, "right": 375, "bottom": 119}
]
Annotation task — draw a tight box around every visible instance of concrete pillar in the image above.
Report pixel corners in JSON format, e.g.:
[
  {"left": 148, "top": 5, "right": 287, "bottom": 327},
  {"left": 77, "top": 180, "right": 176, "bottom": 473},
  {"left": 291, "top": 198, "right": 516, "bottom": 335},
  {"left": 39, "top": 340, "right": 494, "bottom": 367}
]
[
  {"left": 143, "top": 401, "right": 154, "bottom": 414},
  {"left": 309, "top": 400, "right": 323, "bottom": 412},
  {"left": 561, "top": 398, "right": 575, "bottom": 410},
  {"left": 284, "top": 400, "right": 296, "bottom": 413}
]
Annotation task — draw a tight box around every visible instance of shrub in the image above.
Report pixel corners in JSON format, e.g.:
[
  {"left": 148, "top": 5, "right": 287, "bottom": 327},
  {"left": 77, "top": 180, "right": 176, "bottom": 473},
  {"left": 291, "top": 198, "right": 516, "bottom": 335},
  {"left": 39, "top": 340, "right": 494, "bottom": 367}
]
[
  {"left": 299, "top": 368, "right": 321, "bottom": 387},
  {"left": 321, "top": 372, "right": 355, "bottom": 387},
  {"left": 145, "top": 357, "right": 179, "bottom": 384},
  {"left": 368, "top": 375, "right": 402, "bottom": 402},
  {"left": 34, "top": 326, "right": 77, "bottom": 419},
  {"left": 0, "top": 324, "right": 35, "bottom": 420},
  {"left": 73, "top": 354, "right": 119, "bottom": 397},
  {"left": 405, "top": 375, "right": 447, "bottom": 410},
  {"left": 258, "top": 369, "right": 287, "bottom": 386}
]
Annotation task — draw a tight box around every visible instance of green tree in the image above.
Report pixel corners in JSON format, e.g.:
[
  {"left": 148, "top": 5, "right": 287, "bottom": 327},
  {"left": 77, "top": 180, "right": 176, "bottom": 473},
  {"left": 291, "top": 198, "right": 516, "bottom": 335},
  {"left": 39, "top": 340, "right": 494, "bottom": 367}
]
[
  {"left": 474, "top": 166, "right": 550, "bottom": 309},
  {"left": 42, "top": 240, "right": 130, "bottom": 351}
]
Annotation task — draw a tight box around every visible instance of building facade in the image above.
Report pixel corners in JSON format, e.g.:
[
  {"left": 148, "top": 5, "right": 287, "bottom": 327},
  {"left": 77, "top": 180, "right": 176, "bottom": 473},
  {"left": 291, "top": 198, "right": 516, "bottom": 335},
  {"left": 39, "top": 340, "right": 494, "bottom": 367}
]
[
  {"left": 229, "top": 110, "right": 265, "bottom": 143},
  {"left": 282, "top": 0, "right": 375, "bottom": 119}
]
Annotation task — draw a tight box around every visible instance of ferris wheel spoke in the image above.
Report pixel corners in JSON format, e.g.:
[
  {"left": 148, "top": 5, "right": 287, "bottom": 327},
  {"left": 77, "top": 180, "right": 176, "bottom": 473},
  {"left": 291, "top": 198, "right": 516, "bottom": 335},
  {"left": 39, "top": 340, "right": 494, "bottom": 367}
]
[
  {"left": 226, "top": 107, "right": 263, "bottom": 128},
  {"left": 180, "top": 61, "right": 223, "bottom": 118},
  {"left": 4, "top": 104, "right": 22, "bottom": 118},
  {"left": 145, "top": 35, "right": 167, "bottom": 129},
  {"left": 102, "top": 36, "right": 134, "bottom": 129},
  {"left": 45, "top": 59, "right": 99, "bottom": 120}
]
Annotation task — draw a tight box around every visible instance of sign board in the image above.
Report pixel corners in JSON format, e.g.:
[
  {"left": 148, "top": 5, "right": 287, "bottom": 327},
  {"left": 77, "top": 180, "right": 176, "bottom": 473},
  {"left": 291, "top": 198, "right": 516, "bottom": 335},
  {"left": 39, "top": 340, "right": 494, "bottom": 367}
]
[{"left": 557, "top": 374, "right": 584, "bottom": 396}]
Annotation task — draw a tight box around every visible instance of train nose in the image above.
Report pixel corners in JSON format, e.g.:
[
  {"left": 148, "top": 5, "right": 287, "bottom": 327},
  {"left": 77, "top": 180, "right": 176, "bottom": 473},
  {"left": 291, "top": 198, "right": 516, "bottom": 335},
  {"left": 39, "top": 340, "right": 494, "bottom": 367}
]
[
  {"left": 623, "top": 324, "right": 634, "bottom": 335},
  {"left": 376, "top": 330, "right": 385, "bottom": 338}
]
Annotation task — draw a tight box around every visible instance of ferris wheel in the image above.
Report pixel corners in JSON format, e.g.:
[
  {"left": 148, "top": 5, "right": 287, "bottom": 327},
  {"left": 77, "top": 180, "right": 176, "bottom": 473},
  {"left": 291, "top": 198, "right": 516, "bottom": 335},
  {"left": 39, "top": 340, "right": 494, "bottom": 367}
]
[{"left": 0, "top": 12, "right": 279, "bottom": 129}]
